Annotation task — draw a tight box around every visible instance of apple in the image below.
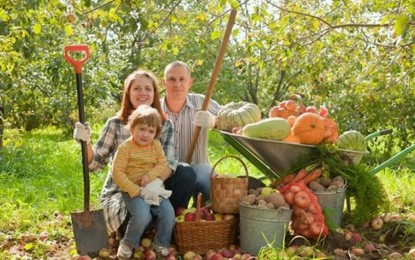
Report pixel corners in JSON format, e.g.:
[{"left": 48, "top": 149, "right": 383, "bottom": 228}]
[
  {"left": 183, "top": 251, "right": 196, "bottom": 260},
  {"left": 214, "top": 213, "right": 223, "bottom": 221},
  {"left": 192, "top": 254, "right": 203, "bottom": 260},
  {"left": 144, "top": 249, "right": 156, "bottom": 260},
  {"left": 261, "top": 187, "right": 275, "bottom": 197},
  {"left": 222, "top": 249, "right": 234, "bottom": 258},
  {"left": 133, "top": 250, "right": 144, "bottom": 259},
  {"left": 141, "top": 237, "right": 152, "bottom": 248},
  {"left": 98, "top": 248, "right": 111, "bottom": 258},
  {"left": 211, "top": 253, "right": 224, "bottom": 260},
  {"left": 407, "top": 248, "right": 415, "bottom": 258},
  {"left": 205, "top": 212, "right": 215, "bottom": 221},
  {"left": 388, "top": 252, "right": 403, "bottom": 259},
  {"left": 175, "top": 206, "right": 186, "bottom": 216},
  {"left": 370, "top": 216, "right": 384, "bottom": 230},
  {"left": 182, "top": 207, "right": 196, "bottom": 216},
  {"left": 165, "top": 254, "right": 177, "bottom": 260},
  {"left": 205, "top": 249, "right": 216, "bottom": 260},
  {"left": 168, "top": 246, "right": 178, "bottom": 256},
  {"left": 223, "top": 214, "right": 235, "bottom": 220},
  {"left": 175, "top": 215, "right": 185, "bottom": 222},
  {"left": 78, "top": 256, "right": 92, "bottom": 260},
  {"left": 233, "top": 253, "right": 242, "bottom": 259},
  {"left": 241, "top": 253, "right": 252, "bottom": 260},
  {"left": 305, "top": 106, "right": 318, "bottom": 113},
  {"left": 184, "top": 212, "right": 196, "bottom": 222}
]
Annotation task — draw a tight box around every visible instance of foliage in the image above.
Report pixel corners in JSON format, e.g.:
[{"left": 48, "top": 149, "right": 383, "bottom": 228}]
[{"left": 1, "top": 0, "right": 414, "bottom": 150}]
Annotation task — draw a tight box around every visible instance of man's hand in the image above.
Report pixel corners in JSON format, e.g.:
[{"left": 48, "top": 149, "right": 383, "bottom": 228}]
[
  {"left": 194, "top": 110, "right": 216, "bottom": 128},
  {"left": 73, "top": 122, "right": 91, "bottom": 144}
]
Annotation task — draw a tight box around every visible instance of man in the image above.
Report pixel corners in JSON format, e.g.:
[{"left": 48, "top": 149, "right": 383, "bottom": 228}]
[{"left": 161, "top": 61, "right": 221, "bottom": 201}]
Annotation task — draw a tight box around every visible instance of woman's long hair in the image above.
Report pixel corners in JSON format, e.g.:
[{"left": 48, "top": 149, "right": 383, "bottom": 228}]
[{"left": 117, "top": 69, "right": 166, "bottom": 124}]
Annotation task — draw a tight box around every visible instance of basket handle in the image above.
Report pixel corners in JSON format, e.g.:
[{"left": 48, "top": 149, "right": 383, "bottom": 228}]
[
  {"left": 194, "top": 193, "right": 203, "bottom": 222},
  {"left": 210, "top": 155, "right": 249, "bottom": 178}
]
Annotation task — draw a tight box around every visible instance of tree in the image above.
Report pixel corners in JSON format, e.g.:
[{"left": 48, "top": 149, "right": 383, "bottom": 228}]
[{"left": 1, "top": 0, "right": 414, "bottom": 152}]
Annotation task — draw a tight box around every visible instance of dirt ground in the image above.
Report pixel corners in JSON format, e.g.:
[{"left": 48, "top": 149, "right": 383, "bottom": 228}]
[{"left": 1, "top": 212, "right": 414, "bottom": 259}]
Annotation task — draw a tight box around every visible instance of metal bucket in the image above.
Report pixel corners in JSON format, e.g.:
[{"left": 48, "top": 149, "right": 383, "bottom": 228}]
[
  {"left": 313, "top": 183, "right": 347, "bottom": 228},
  {"left": 239, "top": 203, "right": 292, "bottom": 256}
]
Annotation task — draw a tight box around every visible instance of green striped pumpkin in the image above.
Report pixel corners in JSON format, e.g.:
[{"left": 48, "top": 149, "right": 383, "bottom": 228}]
[
  {"left": 216, "top": 101, "right": 261, "bottom": 131},
  {"left": 337, "top": 130, "right": 367, "bottom": 151}
]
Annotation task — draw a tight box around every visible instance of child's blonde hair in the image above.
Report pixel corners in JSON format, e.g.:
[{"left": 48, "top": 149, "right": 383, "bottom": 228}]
[{"left": 127, "top": 105, "right": 162, "bottom": 138}]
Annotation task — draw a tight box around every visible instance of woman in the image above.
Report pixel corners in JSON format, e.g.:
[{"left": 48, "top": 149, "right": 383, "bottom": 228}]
[{"left": 73, "top": 69, "right": 196, "bottom": 237}]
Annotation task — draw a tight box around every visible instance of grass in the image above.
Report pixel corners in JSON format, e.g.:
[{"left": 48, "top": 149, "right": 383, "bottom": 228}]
[{"left": 0, "top": 126, "right": 414, "bottom": 258}]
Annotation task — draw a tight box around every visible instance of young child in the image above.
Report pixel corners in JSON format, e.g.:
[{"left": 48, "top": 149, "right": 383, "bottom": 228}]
[{"left": 112, "top": 105, "right": 175, "bottom": 259}]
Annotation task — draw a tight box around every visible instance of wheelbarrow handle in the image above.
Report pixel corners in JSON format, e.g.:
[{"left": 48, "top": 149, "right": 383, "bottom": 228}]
[
  {"left": 64, "top": 45, "right": 90, "bottom": 74},
  {"left": 365, "top": 129, "right": 393, "bottom": 141}
]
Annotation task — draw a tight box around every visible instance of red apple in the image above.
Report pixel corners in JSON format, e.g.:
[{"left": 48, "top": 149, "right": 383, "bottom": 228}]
[
  {"left": 144, "top": 249, "right": 156, "bottom": 260},
  {"left": 205, "top": 213, "right": 215, "bottom": 221},
  {"left": 205, "top": 249, "right": 216, "bottom": 260},
  {"left": 211, "top": 253, "right": 224, "bottom": 260},
  {"left": 305, "top": 106, "right": 318, "bottom": 113},
  {"left": 175, "top": 206, "right": 186, "bottom": 216},
  {"left": 184, "top": 212, "right": 196, "bottom": 222}
]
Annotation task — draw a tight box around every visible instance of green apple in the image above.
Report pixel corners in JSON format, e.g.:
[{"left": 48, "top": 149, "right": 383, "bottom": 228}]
[
  {"left": 175, "top": 215, "right": 185, "bottom": 222},
  {"left": 182, "top": 207, "right": 196, "bottom": 216},
  {"left": 261, "top": 187, "right": 276, "bottom": 197}
]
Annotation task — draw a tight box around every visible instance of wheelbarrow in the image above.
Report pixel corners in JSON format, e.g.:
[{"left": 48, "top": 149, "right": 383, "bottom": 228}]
[{"left": 216, "top": 128, "right": 415, "bottom": 178}]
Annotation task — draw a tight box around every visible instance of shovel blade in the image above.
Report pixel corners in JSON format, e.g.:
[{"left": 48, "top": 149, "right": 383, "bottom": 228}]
[{"left": 71, "top": 209, "right": 108, "bottom": 257}]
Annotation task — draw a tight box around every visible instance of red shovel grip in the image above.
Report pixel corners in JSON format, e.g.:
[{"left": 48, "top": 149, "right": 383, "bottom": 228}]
[{"left": 64, "top": 45, "right": 90, "bottom": 74}]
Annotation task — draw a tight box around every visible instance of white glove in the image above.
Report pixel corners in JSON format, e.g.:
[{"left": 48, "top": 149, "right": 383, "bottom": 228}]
[
  {"left": 74, "top": 122, "right": 91, "bottom": 144},
  {"left": 194, "top": 110, "right": 216, "bottom": 128},
  {"left": 140, "top": 178, "right": 172, "bottom": 205}
]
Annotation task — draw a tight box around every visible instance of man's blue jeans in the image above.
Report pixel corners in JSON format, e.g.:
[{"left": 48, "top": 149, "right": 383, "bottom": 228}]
[{"left": 121, "top": 193, "right": 175, "bottom": 248}]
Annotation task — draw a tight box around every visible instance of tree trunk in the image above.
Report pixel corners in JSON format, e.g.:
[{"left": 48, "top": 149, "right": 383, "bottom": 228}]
[{"left": 0, "top": 106, "right": 3, "bottom": 149}]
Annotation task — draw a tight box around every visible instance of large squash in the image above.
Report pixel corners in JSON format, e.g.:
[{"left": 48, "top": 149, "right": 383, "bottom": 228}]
[
  {"left": 292, "top": 112, "right": 325, "bottom": 145},
  {"left": 242, "top": 117, "right": 291, "bottom": 141},
  {"left": 216, "top": 101, "right": 261, "bottom": 131}
]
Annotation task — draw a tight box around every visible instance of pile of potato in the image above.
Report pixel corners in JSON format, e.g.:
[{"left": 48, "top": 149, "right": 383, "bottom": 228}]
[
  {"left": 307, "top": 175, "right": 346, "bottom": 192},
  {"left": 240, "top": 186, "right": 290, "bottom": 210}
]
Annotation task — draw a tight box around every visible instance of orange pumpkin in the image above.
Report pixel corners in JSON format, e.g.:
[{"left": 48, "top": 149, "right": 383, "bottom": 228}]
[
  {"left": 322, "top": 117, "right": 338, "bottom": 144},
  {"left": 282, "top": 131, "right": 300, "bottom": 143},
  {"left": 287, "top": 115, "right": 297, "bottom": 126},
  {"left": 292, "top": 112, "right": 325, "bottom": 145}
]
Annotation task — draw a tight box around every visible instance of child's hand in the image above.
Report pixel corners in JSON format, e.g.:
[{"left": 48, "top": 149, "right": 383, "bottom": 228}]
[{"left": 140, "top": 175, "right": 151, "bottom": 186}]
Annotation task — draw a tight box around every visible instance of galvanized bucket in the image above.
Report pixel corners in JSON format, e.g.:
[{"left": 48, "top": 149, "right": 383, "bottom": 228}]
[
  {"left": 313, "top": 182, "right": 347, "bottom": 228},
  {"left": 239, "top": 203, "right": 292, "bottom": 255}
]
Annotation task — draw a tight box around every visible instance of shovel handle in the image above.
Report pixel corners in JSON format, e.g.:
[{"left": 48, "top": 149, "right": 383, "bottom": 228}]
[
  {"left": 64, "top": 45, "right": 90, "bottom": 74},
  {"left": 65, "top": 44, "right": 91, "bottom": 212},
  {"left": 185, "top": 9, "right": 237, "bottom": 163}
]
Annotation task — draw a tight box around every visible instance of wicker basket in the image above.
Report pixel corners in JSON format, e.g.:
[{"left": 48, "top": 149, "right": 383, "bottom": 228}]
[
  {"left": 173, "top": 193, "right": 238, "bottom": 254},
  {"left": 210, "top": 155, "right": 249, "bottom": 214}
]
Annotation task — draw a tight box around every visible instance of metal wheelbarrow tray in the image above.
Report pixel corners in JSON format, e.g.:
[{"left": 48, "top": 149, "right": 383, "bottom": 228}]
[
  {"left": 217, "top": 129, "right": 415, "bottom": 179},
  {"left": 215, "top": 130, "right": 318, "bottom": 179}
]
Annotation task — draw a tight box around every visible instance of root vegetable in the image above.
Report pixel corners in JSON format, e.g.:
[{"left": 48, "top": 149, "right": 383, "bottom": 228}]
[{"left": 294, "top": 191, "right": 311, "bottom": 208}]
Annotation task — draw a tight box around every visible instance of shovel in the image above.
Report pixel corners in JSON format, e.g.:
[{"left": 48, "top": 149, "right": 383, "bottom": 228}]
[{"left": 64, "top": 45, "right": 108, "bottom": 257}]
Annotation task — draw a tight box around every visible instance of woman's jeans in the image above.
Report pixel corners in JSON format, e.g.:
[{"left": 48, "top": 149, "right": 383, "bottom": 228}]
[{"left": 121, "top": 193, "right": 175, "bottom": 248}]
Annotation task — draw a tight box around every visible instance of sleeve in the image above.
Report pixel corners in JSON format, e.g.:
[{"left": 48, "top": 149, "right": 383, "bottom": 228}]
[
  {"left": 159, "top": 120, "right": 179, "bottom": 172},
  {"left": 111, "top": 143, "right": 140, "bottom": 197},
  {"left": 146, "top": 141, "right": 169, "bottom": 180},
  {"left": 208, "top": 98, "right": 221, "bottom": 116},
  {"left": 89, "top": 118, "right": 116, "bottom": 172}
]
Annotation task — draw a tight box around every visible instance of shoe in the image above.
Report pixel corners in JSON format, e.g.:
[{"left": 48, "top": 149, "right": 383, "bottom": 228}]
[
  {"left": 117, "top": 239, "right": 132, "bottom": 260},
  {"left": 152, "top": 243, "right": 169, "bottom": 259}
]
